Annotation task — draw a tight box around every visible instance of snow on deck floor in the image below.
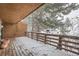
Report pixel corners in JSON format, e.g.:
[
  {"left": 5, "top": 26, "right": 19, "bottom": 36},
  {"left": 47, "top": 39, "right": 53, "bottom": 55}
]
[{"left": 14, "top": 37, "right": 78, "bottom": 56}]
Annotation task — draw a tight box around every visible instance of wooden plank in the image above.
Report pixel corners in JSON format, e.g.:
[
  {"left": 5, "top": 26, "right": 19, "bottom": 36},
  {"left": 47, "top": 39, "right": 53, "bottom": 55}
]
[
  {"left": 12, "top": 47, "right": 17, "bottom": 56},
  {"left": 31, "top": 32, "right": 79, "bottom": 40},
  {"left": 62, "top": 43, "right": 79, "bottom": 50},
  {"left": 19, "top": 46, "right": 33, "bottom": 56},
  {"left": 62, "top": 47, "right": 79, "bottom": 55},
  {"left": 38, "top": 37, "right": 45, "bottom": 40},
  {"left": 62, "top": 40, "right": 79, "bottom": 45},
  {"left": 47, "top": 40, "right": 58, "bottom": 44},
  {"left": 0, "top": 49, "right": 3, "bottom": 56},
  {"left": 18, "top": 39, "right": 29, "bottom": 56},
  {"left": 11, "top": 41, "right": 16, "bottom": 56},
  {"left": 24, "top": 48, "right": 33, "bottom": 56},
  {"left": 46, "top": 37, "right": 58, "bottom": 41},
  {"left": 12, "top": 41, "right": 18, "bottom": 56},
  {"left": 16, "top": 46, "right": 24, "bottom": 56},
  {"left": 1, "top": 49, "right": 6, "bottom": 56},
  {"left": 12, "top": 50, "right": 16, "bottom": 56},
  {"left": 12, "top": 41, "right": 21, "bottom": 56},
  {"left": 47, "top": 42, "right": 58, "bottom": 47},
  {"left": 21, "top": 39, "right": 34, "bottom": 56},
  {"left": 14, "top": 39, "right": 25, "bottom": 56},
  {"left": 19, "top": 39, "right": 31, "bottom": 56},
  {"left": 19, "top": 46, "right": 27, "bottom": 56},
  {"left": 0, "top": 38, "right": 34, "bottom": 56},
  {"left": 8, "top": 40, "right": 14, "bottom": 56},
  {"left": 5, "top": 47, "right": 9, "bottom": 56}
]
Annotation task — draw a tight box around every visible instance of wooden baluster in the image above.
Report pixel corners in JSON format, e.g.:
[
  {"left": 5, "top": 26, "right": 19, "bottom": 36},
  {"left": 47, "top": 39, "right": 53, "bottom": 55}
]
[{"left": 57, "top": 36, "right": 62, "bottom": 50}]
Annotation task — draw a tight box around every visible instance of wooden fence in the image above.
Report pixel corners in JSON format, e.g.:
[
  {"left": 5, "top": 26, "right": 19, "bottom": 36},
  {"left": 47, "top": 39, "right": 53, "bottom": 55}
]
[{"left": 26, "top": 32, "right": 79, "bottom": 55}]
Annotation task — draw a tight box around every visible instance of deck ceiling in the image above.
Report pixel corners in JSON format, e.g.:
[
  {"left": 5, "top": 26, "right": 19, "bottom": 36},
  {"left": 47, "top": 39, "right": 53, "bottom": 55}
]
[{"left": 0, "top": 3, "right": 43, "bottom": 24}]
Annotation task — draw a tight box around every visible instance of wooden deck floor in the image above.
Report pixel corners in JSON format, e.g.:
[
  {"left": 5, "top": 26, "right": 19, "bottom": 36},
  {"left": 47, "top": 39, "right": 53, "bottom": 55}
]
[
  {"left": 0, "top": 37, "right": 77, "bottom": 56},
  {"left": 0, "top": 39, "right": 33, "bottom": 56}
]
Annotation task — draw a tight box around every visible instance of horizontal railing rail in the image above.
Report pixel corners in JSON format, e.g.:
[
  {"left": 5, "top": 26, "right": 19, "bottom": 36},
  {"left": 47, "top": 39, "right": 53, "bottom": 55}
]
[{"left": 26, "top": 32, "right": 79, "bottom": 55}]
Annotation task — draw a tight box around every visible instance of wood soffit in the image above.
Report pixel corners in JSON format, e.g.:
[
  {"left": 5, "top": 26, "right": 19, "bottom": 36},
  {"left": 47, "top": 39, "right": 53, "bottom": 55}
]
[{"left": 0, "top": 3, "right": 44, "bottom": 24}]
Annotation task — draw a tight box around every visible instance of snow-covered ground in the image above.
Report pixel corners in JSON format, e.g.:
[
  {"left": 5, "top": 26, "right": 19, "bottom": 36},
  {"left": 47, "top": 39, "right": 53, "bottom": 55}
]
[{"left": 14, "top": 37, "right": 78, "bottom": 56}]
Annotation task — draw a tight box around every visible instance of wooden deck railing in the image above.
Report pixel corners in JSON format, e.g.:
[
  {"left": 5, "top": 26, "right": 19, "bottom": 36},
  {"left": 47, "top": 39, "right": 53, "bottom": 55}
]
[{"left": 26, "top": 32, "right": 79, "bottom": 55}]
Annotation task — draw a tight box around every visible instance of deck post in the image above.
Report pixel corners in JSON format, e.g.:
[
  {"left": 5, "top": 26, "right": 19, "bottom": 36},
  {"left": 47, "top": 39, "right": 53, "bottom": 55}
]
[
  {"left": 25, "top": 32, "right": 27, "bottom": 36},
  {"left": 31, "top": 32, "right": 33, "bottom": 39},
  {"left": 36, "top": 33, "right": 38, "bottom": 41},
  {"left": 57, "top": 36, "right": 62, "bottom": 50},
  {"left": 44, "top": 34, "right": 47, "bottom": 44},
  {"left": 27, "top": 32, "right": 30, "bottom": 38}
]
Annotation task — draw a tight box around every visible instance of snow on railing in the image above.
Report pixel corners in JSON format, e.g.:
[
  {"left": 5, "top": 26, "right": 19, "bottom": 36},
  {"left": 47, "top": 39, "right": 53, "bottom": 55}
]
[{"left": 26, "top": 32, "right": 79, "bottom": 55}]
